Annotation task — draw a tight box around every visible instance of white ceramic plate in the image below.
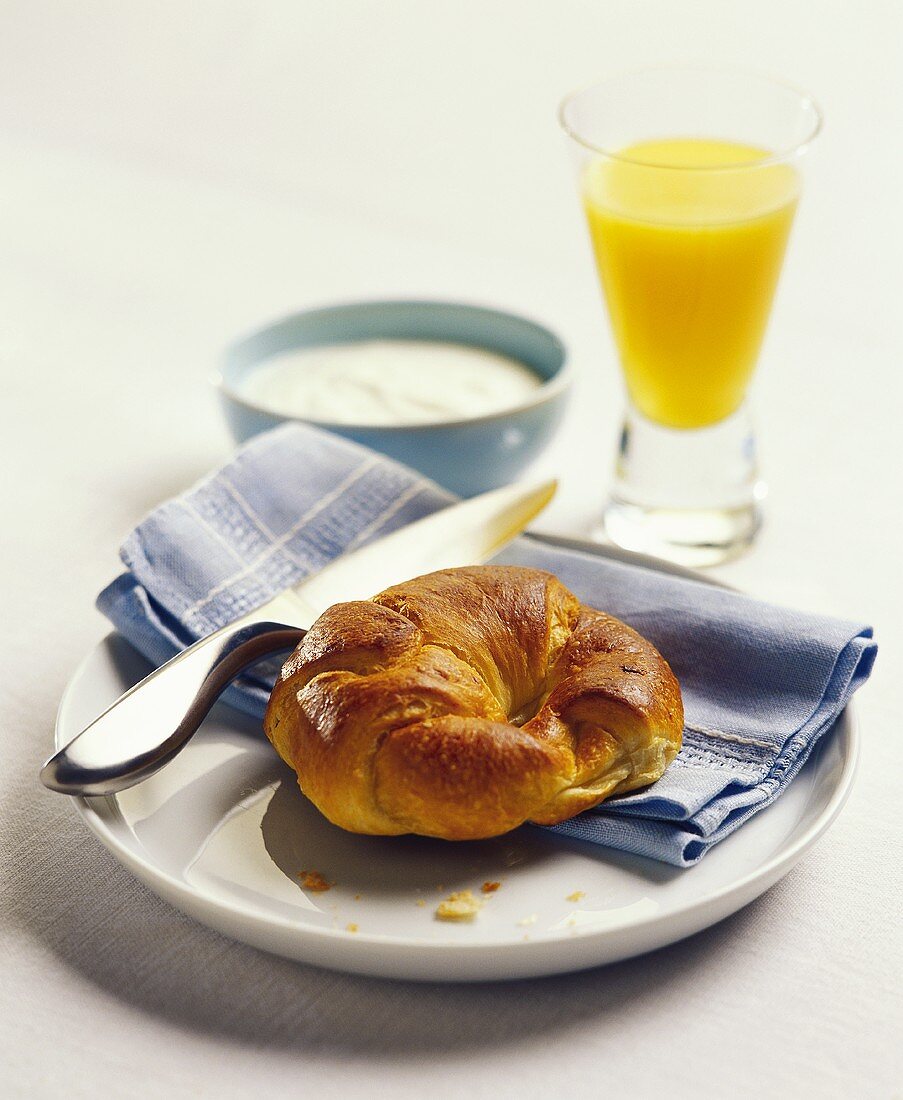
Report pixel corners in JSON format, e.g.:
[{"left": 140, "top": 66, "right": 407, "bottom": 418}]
[{"left": 55, "top": 541, "right": 858, "bottom": 982}]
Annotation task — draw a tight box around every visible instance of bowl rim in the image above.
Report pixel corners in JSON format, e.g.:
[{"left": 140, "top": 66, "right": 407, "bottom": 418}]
[{"left": 213, "top": 297, "right": 572, "bottom": 434}]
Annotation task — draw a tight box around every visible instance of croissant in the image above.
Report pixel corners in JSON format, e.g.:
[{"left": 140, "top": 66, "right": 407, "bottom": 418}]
[{"left": 264, "top": 565, "right": 683, "bottom": 841}]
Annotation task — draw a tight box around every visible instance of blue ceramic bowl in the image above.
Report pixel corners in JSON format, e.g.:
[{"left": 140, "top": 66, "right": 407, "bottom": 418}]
[{"left": 215, "top": 300, "right": 570, "bottom": 496}]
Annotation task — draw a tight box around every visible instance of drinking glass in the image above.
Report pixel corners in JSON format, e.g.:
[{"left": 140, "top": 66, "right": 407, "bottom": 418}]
[{"left": 560, "top": 68, "right": 821, "bottom": 566}]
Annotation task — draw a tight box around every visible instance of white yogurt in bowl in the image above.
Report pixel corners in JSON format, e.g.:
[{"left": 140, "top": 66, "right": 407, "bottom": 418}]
[
  {"left": 216, "top": 300, "right": 570, "bottom": 495},
  {"left": 239, "top": 340, "right": 543, "bottom": 426}
]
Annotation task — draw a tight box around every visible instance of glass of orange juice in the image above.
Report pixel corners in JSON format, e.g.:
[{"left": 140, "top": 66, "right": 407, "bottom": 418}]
[{"left": 560, "top": 68, "right": 821, "bottom": 565}]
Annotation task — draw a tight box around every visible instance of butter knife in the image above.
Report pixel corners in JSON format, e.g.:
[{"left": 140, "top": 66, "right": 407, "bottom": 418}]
[{"left": 41, "top": 478, "right": 556, "bottom": 796}]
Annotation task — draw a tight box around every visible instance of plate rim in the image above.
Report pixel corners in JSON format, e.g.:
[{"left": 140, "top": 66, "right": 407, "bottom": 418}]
[{"left": 54, "top": 537, "right": 861, "bottom": 966}]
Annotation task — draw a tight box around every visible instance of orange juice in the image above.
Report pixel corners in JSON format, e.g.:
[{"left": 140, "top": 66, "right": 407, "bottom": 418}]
[{"left": 582, "top": 139, "right": 799, "bottom": 429}]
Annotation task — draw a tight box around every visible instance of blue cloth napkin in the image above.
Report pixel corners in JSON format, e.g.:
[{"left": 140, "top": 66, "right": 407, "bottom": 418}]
[{"left": 98, "top": 424, "right": 876, "bottom": 867}]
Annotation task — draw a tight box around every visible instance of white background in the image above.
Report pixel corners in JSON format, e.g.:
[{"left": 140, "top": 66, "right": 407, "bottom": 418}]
[{"left": 1, "top": 2, "right": 900, "bottom": 1097}]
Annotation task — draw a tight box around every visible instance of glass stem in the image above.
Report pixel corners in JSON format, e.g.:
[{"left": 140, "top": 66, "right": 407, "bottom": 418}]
[{"left": 601, "top": 402, "right": 764, "bottom": 567}]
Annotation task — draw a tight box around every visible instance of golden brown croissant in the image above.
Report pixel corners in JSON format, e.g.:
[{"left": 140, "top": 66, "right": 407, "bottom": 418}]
[{"left": 264, "top": 565, "right": 683, "bottom": 840}]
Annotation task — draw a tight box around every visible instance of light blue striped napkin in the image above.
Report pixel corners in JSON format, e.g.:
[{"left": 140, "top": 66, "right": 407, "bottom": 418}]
[{"left": 98, "top": 424, "right": 876, "bottom": 866}]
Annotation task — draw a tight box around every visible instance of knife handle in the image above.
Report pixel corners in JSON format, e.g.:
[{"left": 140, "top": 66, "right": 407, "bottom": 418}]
[{"left": 41, "top": 620, "right": 306, "bottom": 797}]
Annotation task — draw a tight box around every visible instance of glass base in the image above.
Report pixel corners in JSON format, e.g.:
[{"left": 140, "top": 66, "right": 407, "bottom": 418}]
[
  {"left": 599, "top": 404, "right": 765, "bottom": 568},
  {"left": 600, "top": 496, "right": 763, "bottom": 568}
]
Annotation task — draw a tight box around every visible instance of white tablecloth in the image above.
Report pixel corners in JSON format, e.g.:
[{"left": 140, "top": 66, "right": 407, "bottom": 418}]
[{"left": 2, "top": 3, "right": 900, "bottom": 1096}]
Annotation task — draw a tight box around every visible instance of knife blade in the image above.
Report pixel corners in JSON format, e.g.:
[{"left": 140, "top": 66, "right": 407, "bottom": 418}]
[{"left": 41, "top": 477, "right": 556, "bottom": 796}]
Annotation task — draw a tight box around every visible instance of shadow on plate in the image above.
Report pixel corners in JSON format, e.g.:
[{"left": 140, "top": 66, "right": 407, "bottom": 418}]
[{"left": 260, "top": 777, "right": 682, "bottom": 901}]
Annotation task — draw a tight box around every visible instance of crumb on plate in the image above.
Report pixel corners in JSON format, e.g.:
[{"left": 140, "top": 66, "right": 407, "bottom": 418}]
[
  {"left": 298, "top": 869, "right": 332, "bottom": 892},
  {"left": 345, "top": 923, "right": 359, "bottom": 933},
  {"left": 566, "top": 891, "right": 586, "bottom": 903},
  {"left": 481, "top": 881, "right": 501, "bottom": 894},
  {"left": 435, "top": 889, "right": 482, "bottom": 922},
  {"left": 415, "top": 899, "right": 426, "bottom": 908}
]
